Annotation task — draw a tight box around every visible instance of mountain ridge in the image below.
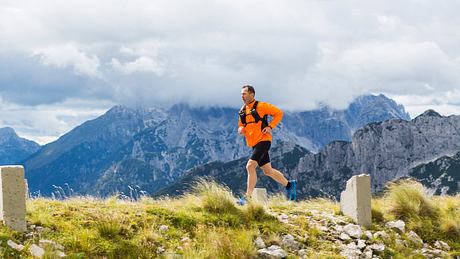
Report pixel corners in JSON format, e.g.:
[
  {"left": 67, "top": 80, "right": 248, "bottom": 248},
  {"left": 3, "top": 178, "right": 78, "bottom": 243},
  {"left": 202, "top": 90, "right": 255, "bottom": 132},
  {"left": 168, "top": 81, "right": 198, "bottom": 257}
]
[
  {"left": 0, "top": 127, "right": 40, "bottom": 165},
  {"left": 22, "top": 94, "right": 411, "bottom": 197}
]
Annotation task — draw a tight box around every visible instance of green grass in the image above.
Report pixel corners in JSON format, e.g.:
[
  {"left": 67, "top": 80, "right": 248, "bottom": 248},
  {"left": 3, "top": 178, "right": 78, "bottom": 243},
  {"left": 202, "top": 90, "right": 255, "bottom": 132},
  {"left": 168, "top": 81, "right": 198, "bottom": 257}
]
[{"left": 0, "top": 180, "right": 459, "bottom": 258}]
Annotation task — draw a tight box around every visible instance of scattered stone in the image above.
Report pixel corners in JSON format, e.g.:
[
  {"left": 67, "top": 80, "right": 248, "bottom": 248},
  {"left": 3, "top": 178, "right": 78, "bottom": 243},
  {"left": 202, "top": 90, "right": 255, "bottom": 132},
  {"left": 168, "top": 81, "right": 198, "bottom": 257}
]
[
  {"left": 35, "top": 226, "right": 45, "bottom": 232},
  {"left": 432, "top": 249, "right": 445, "bottom": 256},
  {"left": 368, "top": 243, "right": 385, "bottom": 253},
  {"left": 181, "top": 236, "right": 190, "bottom": 243},
  {"left": 419, "top": 248, "right": 430, "bottom": 255},
  {"left": 7, "top": 240, "right": 24, "bottom": 251},
  {"left": 159, "top": 225, "right": 169, "bottom": 232},
  {"left": 278, "top": 214, "right": 289, "bottom": 223},
  {"left": 281, "top": 234, "right": 299, "bottom": 250},
  {"left": 298, "top": 249, "right": 307, "bottom": 258},
  {"left": 56, "top": 251, "right": 66, "bottom": 258},
  {"left": 418, "top": 247, "right": 450, "bottom": 258},
  {"left": 30, "top": 244, "right": 45, "bottom": 258},
  {"left": 343, "top": 224, "right": 362, "bottom": 239},
  {"left": 385, "top": 220, "right": 405, "bottom": 233},
  {"left": 362, "top": 247, "right": 373, "bottom": 259},
  {"left": 157, "top": 246, "right": 165, "bottom": 253},
  {"left": 407, "top": 231, "right": 423, "bottom": 247},
  {"left": 340, "top": 242, "right": 362, "bottom": 258},
  {"left": 254, "top": 236, "right": 266, "bottom": 249},
  {"left": 434, "top": 240, "right": 450, "bottom": 251},
  {"left": 30, "top": 224, "right": 36, "bottom": 230},
  {"left": 335, "top": 225, "right": 344, "bottom": 233},
  {"left": 357, "top": 239, "right": 366, "bottom": 249},
  {"left": 257, "top": 245, "right": 287, "bottom": 259},
  {"left": 364, "top": 231, "right": 373, "bottom": 240},
  {"left": 135, "top": 212, "right": 142, "bottom": 217},
  {"left": 339, "top": 233, "right": 351, "bottom": 241}
]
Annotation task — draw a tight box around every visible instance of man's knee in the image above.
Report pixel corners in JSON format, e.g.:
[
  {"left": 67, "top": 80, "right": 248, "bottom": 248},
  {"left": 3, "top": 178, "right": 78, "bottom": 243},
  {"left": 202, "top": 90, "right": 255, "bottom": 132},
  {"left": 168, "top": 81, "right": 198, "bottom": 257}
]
[
  {"left": 246, "top": 160, "right": 258, "bottom": 171},
  {"left": 261, "top": 165, "right": 273, "bottom": 176}
]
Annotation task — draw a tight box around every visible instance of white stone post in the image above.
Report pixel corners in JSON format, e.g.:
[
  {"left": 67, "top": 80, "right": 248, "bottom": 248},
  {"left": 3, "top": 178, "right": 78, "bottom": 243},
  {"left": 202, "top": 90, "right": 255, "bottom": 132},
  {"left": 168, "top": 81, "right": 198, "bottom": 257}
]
[
  {"left": 24, "top": 179, "right": 29, "bottom": 200},
  {"left": 340, "top": 174, "right": 372, "bottom": 227},
  {"left": 0, "top": 166, "right": 27, "bottom": 232},
  {"left": 251, "top": 188, "right": 268, "bottom": 205}
]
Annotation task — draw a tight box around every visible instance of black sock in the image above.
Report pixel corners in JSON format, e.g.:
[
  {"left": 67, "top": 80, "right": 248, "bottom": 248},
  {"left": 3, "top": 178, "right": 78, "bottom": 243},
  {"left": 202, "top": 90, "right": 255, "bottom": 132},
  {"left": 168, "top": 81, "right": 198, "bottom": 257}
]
[{"left": 286, "top": 181, "right": 291, "bottom": 189}]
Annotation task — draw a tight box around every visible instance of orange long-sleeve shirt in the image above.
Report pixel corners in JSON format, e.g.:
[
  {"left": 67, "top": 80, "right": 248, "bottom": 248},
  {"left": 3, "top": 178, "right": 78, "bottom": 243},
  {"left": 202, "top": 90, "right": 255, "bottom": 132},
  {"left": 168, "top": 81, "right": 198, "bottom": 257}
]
[{"left": 238, "top": 100, "right": 283, "bottom": 147}]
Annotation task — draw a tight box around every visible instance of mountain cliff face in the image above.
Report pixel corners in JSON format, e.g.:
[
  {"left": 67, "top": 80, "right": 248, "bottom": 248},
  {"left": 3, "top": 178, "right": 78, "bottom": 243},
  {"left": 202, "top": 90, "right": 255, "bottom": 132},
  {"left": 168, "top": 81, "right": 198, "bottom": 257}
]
[
  {"left": 23, "top": 94, "right": 410, "bottom": 197},
  {"left": 290, "top": 110, "right": 460, "bottom": 198},
  {"left": 282, "top": 94, "right": 410, "bottom": 149},
  {"left": 409, "top": 151, "right": 460, "bottom": 196},
  {"left": 0, "top": 127, "right": 40, "bottom": 165}
]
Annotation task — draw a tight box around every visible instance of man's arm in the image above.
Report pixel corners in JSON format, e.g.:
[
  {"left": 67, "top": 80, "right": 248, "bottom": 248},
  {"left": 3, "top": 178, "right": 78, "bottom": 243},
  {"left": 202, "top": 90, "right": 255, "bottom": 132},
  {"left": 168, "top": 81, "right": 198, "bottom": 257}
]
[
  {"left": 261, "top": 102, "right": 283, "bottom": 129},
  {"left": 238, "top": 116, "right": 245, "bottom": 135}
]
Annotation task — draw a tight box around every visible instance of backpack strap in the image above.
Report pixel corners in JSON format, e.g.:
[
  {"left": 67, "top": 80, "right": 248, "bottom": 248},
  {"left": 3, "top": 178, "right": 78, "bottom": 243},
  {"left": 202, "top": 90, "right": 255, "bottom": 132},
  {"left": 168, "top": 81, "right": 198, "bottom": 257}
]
[
  {"left": 250, "top": 101, "right": 262, "bottom": 122},
  {"left": 240, "top": 101, "right": 269, "bottom": 129},
  {"left": 239, "top": 105, "right": 247, "bottom": 125}
]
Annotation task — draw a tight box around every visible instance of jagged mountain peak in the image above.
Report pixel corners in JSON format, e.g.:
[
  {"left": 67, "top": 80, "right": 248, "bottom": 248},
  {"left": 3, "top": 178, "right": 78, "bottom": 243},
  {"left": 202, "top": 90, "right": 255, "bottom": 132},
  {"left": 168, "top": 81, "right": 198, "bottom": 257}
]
[
  {"left": 0, "top": 127, "right": 18, "bottom": 141},
  {"left": 416, "top": 109, "right": 443, "bottom": 119},
  {"left": 0, "top": 127, "right": 40, "bottom": 165}
]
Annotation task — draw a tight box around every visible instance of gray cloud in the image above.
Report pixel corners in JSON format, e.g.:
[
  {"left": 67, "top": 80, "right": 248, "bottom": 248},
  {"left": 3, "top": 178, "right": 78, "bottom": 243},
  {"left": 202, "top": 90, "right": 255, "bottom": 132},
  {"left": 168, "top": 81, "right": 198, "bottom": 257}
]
[{"left": 1, "top": 0, "right": 460, "bottom": 142}]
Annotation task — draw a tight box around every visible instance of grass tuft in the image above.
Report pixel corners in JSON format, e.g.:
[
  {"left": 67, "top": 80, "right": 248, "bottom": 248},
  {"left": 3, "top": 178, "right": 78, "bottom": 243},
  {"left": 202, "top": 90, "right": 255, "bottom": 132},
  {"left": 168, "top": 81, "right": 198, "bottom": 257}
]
[
  {"left": 385, "top": 180, "right": 439, "bottom": 221},
  {"left": 193, "top": 179, "right": 239, "bottom": 215}
]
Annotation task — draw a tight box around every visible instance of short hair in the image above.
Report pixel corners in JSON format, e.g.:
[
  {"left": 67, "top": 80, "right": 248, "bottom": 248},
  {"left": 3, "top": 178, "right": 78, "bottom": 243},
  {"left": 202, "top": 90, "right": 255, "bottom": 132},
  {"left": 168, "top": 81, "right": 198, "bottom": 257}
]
[{"left": 242, "top": 85, "right": 255, "bottom": 95}]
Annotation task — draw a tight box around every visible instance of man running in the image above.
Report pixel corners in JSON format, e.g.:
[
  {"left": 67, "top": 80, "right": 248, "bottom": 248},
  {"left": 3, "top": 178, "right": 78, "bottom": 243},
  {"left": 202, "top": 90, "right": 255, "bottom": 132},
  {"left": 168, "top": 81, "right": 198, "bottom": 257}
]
[{"left": 237, "top": 85, "right": 296, "bottom": 205}]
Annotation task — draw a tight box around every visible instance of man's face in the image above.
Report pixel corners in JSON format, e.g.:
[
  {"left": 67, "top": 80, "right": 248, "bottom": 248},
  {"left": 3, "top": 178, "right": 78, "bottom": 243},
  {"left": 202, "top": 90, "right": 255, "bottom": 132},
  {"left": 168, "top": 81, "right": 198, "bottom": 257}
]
[{"left": 241, "top": 87, "right": 254, "bottom": 104}]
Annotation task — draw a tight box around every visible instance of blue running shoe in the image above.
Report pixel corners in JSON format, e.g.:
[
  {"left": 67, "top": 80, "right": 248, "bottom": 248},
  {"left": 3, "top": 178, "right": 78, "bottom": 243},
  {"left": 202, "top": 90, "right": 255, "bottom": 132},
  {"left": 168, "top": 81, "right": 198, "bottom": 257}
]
[
  {"left": 236, "top": 196, "right": 247, "bottom": 206},
  {"left": 286, "top": 180, "right": 297, "bottom": 201}
]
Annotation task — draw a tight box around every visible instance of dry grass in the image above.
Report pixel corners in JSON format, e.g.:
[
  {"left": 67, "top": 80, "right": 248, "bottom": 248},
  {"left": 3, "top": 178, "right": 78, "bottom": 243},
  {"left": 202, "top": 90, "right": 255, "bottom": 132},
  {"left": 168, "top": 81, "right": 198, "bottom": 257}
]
[{"left": 0, "top": 180, "right": 458, "bottom": 258}]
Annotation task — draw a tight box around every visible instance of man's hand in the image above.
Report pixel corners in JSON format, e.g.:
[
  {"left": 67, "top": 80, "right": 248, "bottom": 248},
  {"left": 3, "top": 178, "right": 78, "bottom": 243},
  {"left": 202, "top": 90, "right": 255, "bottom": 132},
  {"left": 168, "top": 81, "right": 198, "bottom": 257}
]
[
  {"left": 238, "top": 126, "right": 245, "bottom": 135},
  {"left": 262, "top": 126, "right": 272, "bottom": 135}
]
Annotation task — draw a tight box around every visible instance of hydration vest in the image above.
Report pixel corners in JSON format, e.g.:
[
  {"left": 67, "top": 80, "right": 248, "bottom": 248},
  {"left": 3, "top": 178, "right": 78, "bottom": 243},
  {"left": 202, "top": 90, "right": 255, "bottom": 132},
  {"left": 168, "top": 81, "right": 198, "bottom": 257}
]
[{"left": 239, "top": 101, "right": 269, "bottom": 130}]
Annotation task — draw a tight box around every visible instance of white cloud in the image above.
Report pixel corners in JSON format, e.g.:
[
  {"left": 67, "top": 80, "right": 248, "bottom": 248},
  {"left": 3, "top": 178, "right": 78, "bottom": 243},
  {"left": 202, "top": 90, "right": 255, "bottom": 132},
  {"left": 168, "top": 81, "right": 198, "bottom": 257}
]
[
  {"left": 33, "top": 43, "right": 102, "bottom": 78},
  {"left": 390, "top": 90, "right": 460, "bottom": 118},
  {"left": 2, "top": 0, "right": 460, "bottom": 141},
  {"left": 111, "top": 56, "right": 164, "bottom": 75}
]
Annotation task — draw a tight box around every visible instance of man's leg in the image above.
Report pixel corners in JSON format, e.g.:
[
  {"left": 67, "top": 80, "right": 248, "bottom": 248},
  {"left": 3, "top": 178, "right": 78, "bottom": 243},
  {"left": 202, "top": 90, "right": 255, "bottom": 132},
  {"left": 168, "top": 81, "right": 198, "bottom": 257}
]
[
  {"left": 246, "top": 159, "right": 258, "bottom": 197},
  {"left": 260, "top": 163, "right": 288, "bottom": 186}
]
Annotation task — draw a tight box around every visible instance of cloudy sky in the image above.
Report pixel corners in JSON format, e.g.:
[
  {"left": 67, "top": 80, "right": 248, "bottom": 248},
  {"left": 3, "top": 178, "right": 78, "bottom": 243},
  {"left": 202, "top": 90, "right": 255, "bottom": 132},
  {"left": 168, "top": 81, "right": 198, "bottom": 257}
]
[{"left": 2, "top": 0, "right": 460, "bottom": 144}]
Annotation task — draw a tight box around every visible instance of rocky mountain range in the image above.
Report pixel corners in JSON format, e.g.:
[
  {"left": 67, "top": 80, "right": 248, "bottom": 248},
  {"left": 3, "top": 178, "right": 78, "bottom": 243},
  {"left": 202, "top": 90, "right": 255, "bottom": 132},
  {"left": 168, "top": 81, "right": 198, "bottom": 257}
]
[
  {"left": 159, "top": 110, "right": 460, "bottom": 199},
  {"left": 0, "top": 127, "right": 40, "bottom": 165},
  {"left": 22, "top": 94, "right": 410, "bottom": 197}
]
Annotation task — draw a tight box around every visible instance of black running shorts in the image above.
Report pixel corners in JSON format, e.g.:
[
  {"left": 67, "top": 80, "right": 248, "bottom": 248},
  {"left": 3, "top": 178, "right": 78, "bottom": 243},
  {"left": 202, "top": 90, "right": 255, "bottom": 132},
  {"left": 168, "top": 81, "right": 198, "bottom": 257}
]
[{"left": 250, "top": 141, "right": 271, "bottom": 167}]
